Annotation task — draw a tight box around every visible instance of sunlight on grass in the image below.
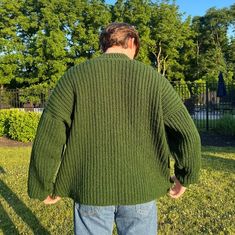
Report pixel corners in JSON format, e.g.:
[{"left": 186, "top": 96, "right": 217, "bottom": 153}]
[{"left": 0, "top": 146, "right": 234, "bottom": 234}]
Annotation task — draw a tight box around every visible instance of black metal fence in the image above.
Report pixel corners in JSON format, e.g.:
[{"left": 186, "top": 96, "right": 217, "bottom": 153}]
[
  {"left": 0, "top": 88, "right": 51, "bottom": 112},
  {"left": 0, "top": 82, "right": 235, "bottom": 131},
  {"left": 171, "top": 82, "right": 235, "bottom": 130}
]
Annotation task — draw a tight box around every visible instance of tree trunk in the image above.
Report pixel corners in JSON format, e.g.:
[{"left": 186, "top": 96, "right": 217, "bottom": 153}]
[
  {"left": 162, "top": 55, "right": 168, "bottom": 76},
  {"left": 157, "top": 42, "right": 162, "bottom": 74}
]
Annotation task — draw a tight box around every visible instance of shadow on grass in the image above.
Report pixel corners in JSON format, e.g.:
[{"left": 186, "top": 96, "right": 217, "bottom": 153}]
[
  {"left": 200, "top": 131, "right": 235, "bottom": 148},
  {"left": 0, "top": 168, "right": 50, "bottom": 234},
  {"left": 0, "top": 203, "right": 19, "bottom": 235},
  {"left": 0, "top": 166, "right": 6, "bottom": 174},
  {"left": 202, "top": 154, "right": 235, "bottom": 172}
]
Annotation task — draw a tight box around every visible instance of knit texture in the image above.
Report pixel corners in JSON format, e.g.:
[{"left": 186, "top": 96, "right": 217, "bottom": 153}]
[{"left": 28, "top": 53, "right": 201, "bottom": 205}]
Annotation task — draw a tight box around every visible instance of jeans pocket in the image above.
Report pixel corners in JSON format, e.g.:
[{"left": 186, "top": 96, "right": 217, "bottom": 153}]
[
  {"left": 135, "top": 200, "right": 155, "bottom": 217},
  {"left": 76, "top": 203, "right": 100, "bottom": 217}
]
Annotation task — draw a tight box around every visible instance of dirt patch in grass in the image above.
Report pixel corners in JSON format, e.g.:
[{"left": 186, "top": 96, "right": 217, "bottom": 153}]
[{"left": 0, "top": 137, "right": 32, "bottom": 147}]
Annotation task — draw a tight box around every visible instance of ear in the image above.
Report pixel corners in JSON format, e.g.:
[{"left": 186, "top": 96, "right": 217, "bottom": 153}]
[{"left": 127, "top": 37, "right": 135, "bottom": 49}]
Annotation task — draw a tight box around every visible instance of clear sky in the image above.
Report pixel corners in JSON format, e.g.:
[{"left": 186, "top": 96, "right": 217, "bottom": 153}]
[{"left": 175, "top": 0, "right": 234, "bottom": 17}]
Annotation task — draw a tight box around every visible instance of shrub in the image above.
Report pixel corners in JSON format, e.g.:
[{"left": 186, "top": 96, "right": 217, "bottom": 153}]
[
  {"left": 0, "top": 109, "right": 41, "bottom": 142},
  {"left": 7, "top": 110, "right": 41, "bottom": 142},
  {"left": 213, "top": 114, "right": 235, "bottom": 136},
  {"left": 0, "top": 114, "right": 4, "bottom": 136},
  {"left": 0, "top": 109, "right": 13, "bottom": 137}
]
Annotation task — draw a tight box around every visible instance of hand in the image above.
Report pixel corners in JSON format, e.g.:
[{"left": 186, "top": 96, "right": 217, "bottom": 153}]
[
  {"left": 169, "top": 176, "right": 186, "bottom": 199},
  {"left": 43, "top": 195, "right": 61, "bottom": 205}
]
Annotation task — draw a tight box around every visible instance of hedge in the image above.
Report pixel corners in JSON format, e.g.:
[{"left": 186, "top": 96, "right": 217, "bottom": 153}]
[
  {"left": 0, "top": 109, "right": 13, "bottom": 136},
  {"left": 212, "top": 114, "right": 235, "bottom": 136},
  {"left": 0, "top": 109, "right": 41, "bottom": 142}
]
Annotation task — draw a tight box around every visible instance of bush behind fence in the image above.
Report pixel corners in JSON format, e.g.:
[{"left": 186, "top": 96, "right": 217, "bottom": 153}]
[{"left": 0, "top": 88, "right": 51, "bottom": 112}]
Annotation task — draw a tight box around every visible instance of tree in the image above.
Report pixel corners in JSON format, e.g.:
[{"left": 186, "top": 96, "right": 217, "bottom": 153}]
[
  {"left": 1, "top": 0, "right": 234, "bottom": 91},
  {"left": 0, "top": 0, "right": 25, "bottom": 89},
  {"left": 0, "top": 0, "right": 111, "bottom": 91},
  {"left": 112, "top": 0, "right": 154, "bottom": 64},
  {"left": 150, "top": 1, "right": 196, "bottom": 81},
  {"left": 226, "top": 38, "right": 235, "bottom": 81},
  {"left": 111, "top": 0, "right": 126, "bottom": 22},
  {"left": 68, "top": 0, "right": 111, "bottom": 64},
  {"left": 191, "top": 7, "right": 233, "bottom": 83}
]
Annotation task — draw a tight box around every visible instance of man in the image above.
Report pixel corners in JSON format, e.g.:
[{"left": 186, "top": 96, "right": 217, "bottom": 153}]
[{"left": 28, "top": 22, "right": 201, "bottom": 235}]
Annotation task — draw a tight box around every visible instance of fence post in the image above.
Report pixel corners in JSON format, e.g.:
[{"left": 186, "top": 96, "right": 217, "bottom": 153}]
[{"left": 206, "top": 81, "right": 209, "bottom": 131}]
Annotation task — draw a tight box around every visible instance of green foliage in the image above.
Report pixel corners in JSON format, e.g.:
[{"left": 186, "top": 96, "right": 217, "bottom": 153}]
[
  {"left": 18, "top": 85, "right": 51, "bottom": 106},
  {"left": 0, "top": 0, "right": 111, "bottom": 91},
  {"left": 227, "top": 38, "right": 235, "bottom": 81},
  {"left": 192, "top": 6, "right": 234, "bottom": 83},
  {"left": 0, "top": 0, "right": 234, "bottom": 90},
  {"left": 213, "top": 115, "right": 235, "bottom": 136},
  {"left": 0, "top": 109, "right": 13, "bottom": 136},
  {"left": 111, "top": 0, "right": 197, "bottom": 80},
  {"left": 0, "top": 89, "right": 16, "bottom": 108},
  {"left": 0, "top": 109, "right": 41, "bottom": 142},
  {"left": 190, "top": 79, "right": 206, "bottom": 96},
  {"left": 171, "top": 80, "right": 191, "bottom": 100},
  {"left": 150, "top": 2, "right": 196, "bottom": 81},
  {"left": 0, "top": 114, "right": 5, "bottom": 136},
  {"left": 0, "top": 0, "right": 25, "bottom": 87},
  {"left": 8, "top": 110, "right": 41, "bottom": 142}
]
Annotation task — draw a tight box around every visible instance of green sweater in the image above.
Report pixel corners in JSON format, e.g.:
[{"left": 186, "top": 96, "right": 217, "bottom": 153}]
[{"left": 28, "top": 53, "right": 201, "bottom": 205}]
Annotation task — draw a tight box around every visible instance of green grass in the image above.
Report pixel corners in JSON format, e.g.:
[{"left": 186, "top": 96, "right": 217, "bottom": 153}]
[{"left": 0, "top": 146, "right": 234, "bottom": 235}]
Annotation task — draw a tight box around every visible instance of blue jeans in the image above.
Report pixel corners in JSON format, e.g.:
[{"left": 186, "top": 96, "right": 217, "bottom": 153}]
[{"left": 74, "top": 200, "right": 157, "bottom": 235}]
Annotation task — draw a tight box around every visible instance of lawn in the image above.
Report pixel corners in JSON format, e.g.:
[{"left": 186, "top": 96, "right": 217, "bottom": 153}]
[{"left": 0, "top": 146, "right": 234, "bottom": 235}]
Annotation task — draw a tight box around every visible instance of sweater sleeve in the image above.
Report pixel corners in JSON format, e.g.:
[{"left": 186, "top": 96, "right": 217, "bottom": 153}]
[
  {"left": 161, "top": 77, "right": 201, "bottom": 187},
  {"left": 28, "top": 70, "right": 74, "bottom": 200}
]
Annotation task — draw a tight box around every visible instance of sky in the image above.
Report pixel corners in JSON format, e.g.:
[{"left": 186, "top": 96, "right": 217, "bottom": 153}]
[
  {"left": 174, "top": 0, "right": 234, "bottom": 36},
  {"left": 175, "top": 0, "right": 234, "bottom": 17}
]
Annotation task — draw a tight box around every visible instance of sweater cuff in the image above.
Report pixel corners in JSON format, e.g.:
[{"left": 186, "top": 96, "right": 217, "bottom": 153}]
[
  {"left": 174, "top": 166, "right": 200, "bottom": 187},
  {"left": 28, "top": 175, "right": 54, "bottom": 201}
]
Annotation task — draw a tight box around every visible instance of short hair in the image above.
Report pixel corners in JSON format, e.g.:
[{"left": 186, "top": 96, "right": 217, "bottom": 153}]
[{"left": 99, "top": 22, "right": 140, "bottom": 58}]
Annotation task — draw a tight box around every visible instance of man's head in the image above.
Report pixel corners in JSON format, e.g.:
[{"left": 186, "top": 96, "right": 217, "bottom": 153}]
[{"left": 99, "top": 22, "right": 140, "bottom": 59}]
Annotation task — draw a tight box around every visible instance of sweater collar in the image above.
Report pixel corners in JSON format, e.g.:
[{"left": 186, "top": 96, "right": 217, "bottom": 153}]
[{"left": 100, "top": 53, "right": 131, "bottom": 60}]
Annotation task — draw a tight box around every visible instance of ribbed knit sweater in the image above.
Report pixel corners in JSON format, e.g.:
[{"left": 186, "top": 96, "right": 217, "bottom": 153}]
[{"left": 28, "top": 53, "right": 201, "bottom": 205}]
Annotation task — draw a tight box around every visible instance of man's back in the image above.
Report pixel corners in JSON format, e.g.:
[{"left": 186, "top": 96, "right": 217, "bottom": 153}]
[{"left": 28, "top": 52, "right": 200, "bottom": 205}]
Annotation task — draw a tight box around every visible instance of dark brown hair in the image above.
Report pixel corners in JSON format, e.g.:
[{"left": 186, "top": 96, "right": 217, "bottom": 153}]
[{"left": 99, "top": 22, "right": 140, "bottom": 58}]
